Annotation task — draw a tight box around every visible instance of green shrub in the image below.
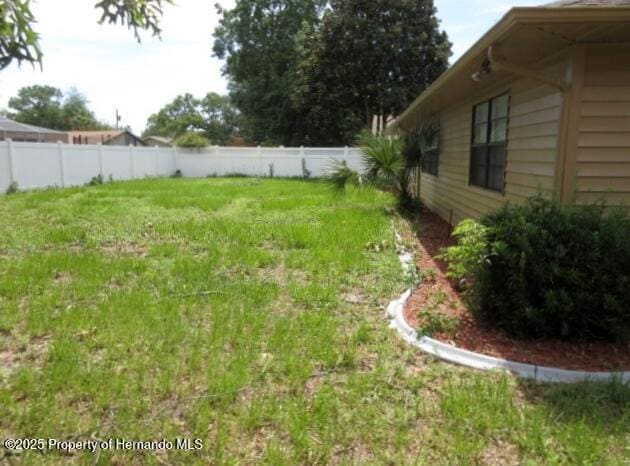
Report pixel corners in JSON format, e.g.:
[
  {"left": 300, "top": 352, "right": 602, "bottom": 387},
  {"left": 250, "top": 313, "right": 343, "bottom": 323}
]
[
  {"left": 174, "top": 132, "right": 209, "bottom": 148},
  {"left": 437, "top": 219, "right": 488, "bottom": 283},
  {"left": 442, "top": 196, "right": 630, "bottom": 342},
  {"left": 88, "top": 174, "right": 104, "bottom": 186}
]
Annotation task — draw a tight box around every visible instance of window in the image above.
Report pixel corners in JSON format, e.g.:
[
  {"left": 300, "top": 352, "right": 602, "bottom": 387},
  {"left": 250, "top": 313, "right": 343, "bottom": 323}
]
[
  {"left": 470, "top": 94, "right": 509, "bottom": 192},
  {"left": 421, "top": 123, "right": 440, "bottom": 177}
]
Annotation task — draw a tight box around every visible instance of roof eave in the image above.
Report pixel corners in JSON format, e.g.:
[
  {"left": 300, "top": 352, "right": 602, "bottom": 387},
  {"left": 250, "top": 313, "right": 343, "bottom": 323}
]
[{"left": 391, "top": 6, "right": 630, "bottom": 131}]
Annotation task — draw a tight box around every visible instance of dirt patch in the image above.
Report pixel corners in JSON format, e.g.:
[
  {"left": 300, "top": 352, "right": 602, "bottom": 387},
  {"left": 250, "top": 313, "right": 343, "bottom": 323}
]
[
  {"left": 53, "top": 271, "right": 73, "bottom": 285},
  {"left": 340, "top": 291, "right": 367, "bottom": 305},
  {"left": 478, "top": 439, "right": 520, "bottom": 466},
  {"left": 100, "top": 241, "right": 147, "bottom": 258},
  {"left": 0, "top": 334, "right": 51, "bottom": 380},
  {"left": 402, "top": 208, "right": 630, "bottom": 372}
]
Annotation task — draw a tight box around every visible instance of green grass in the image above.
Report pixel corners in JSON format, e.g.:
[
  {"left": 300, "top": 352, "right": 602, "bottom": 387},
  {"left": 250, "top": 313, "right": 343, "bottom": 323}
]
[{"left": 0, "top": 177, "right": 628, "bottom": 464}]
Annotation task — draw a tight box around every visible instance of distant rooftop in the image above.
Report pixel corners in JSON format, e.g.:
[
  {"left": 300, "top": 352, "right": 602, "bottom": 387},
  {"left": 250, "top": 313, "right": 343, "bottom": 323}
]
[
  {"left": 546, "top": 0, "right": 630, "bottom": 6},
  {"left": 0, "top": 116, "right": 65, "bottom": 134},
  {"left": 143, "top": 135, "right": 172, "bottom": 143}
]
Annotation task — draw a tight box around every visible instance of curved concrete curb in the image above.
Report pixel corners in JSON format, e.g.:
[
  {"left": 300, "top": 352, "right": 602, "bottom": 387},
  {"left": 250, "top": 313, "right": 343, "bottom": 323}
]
[{"left": 387, "top": 289, "right": 630, "bottom": 383}]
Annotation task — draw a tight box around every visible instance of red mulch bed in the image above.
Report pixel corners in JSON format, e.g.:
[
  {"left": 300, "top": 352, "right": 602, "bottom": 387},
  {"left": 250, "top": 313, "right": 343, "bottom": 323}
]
[{"left": 402, "top": 208, "right": 630, "bottom": 372}]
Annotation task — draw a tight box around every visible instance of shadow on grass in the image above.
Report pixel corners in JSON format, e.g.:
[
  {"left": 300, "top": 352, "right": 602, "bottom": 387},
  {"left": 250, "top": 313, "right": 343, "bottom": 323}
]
[{"left": 519, "top": 378, "right": 630, "bottom": 431}]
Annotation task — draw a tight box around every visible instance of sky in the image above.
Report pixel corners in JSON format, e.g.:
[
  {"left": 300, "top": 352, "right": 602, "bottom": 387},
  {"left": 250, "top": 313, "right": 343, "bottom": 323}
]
[{"left": 0, "top": 0, "right": 542, "bottom": 134}]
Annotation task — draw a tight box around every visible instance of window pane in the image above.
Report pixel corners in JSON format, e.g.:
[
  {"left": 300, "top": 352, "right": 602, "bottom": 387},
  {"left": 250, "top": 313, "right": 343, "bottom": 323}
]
[
  {"left": 490, "top": 118, "right": 507, "bottom": 142},
  {"left": 470, "top": 147, "right": 487, "bottom": 187},
  {"left": 489, "top": 144, "right": 506, "bottom": 167},
  {"left": 474, "top": 102, "right": 489, "bottom": 123},
  {"left": 488, "top": 165, "right": 505, "bottom": 191},
  {"left": 422, "top": 150, "right": 439, "bottom": 176},
  {"left": 491, "top": 94, "right": 509, "bottom": 119},
  {"left": 474, "top": 123, "right": 488, "bottom": 144}
]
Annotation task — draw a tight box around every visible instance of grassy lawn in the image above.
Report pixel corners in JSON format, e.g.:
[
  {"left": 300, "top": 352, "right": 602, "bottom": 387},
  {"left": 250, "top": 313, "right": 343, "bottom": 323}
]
[{"left": 0, "top": 178, "right": 628, "bottom": 464}]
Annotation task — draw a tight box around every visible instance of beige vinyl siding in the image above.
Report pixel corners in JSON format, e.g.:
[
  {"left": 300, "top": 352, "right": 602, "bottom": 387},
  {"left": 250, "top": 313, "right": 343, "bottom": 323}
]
[
  {"left": 417, "top": 73, "right": 563, "bottom": 224},
  {"left": 575, "top": 45, "right": 630, "bottom": 208}
]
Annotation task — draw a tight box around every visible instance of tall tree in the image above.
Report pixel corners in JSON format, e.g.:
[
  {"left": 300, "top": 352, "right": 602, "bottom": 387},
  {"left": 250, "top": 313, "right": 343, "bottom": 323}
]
[
  {"left": 8, "top": 85, "right": 108, "bottom": 130},
  {"left": 212, "top": 0, "right": 326, "bottom": 145},
  {"left": 294, "top": 0, "right": 451, "bottom": 145},
  {"left": 0, "top": 0, "right": 172, "bottom": 70},
  {"left": 143, "top": 92, "right": 239, "bottom": 145},
  {"left": 8, "top": 85, "right": 63, "bottom": 129}
]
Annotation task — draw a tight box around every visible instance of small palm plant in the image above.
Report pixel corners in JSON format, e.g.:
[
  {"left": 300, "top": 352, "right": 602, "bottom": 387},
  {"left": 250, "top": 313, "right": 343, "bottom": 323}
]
[{"left": 325, "top": 129, "right": 421, "bottom": 208}]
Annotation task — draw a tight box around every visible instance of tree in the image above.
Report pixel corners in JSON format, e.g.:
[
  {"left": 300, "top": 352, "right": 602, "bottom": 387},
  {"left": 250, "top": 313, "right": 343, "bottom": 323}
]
[
  {"left": 199, "top": 93, "right": 240, "bottom": 145},
  {"left": 7, "top": 85, "right": 63, "bottom": 129},
  {"left": 60, "top": 88, "right": 109, "bottom": 130},
  {"left": 0, "top": 0, "right": 172, "bottom": 70},
  {"left": 294, "top": 0, "right": 451, "bottom": 145},
  {"left": 174, "top": 132, "right": 209, "bottom": 148},
  {"left": 144, "top": 93, "right": 204, "bottom": 139},
  {"left": 8, "top": 85, "right": 109, "bottom": 130},
  {"left": 212, "top": 0, "right": 326, "bottom": 145},
  {"left": 143, "top": 92, "right": 239, "bottom": 145}
]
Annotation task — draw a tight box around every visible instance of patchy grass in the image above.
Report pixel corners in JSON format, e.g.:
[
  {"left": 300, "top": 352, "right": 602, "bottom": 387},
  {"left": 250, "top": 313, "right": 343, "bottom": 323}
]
[{"left": 0, "top": 177, "right": 628, "bottom": 464}]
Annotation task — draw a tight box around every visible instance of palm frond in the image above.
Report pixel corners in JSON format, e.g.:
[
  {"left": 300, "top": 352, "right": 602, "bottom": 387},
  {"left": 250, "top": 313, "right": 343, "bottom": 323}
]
[
  {"left": 323, "top": 160, "right": 361, "bottom": 192},
  {"left": 357, "top": 130, "right": 404, "bottom": 189}
]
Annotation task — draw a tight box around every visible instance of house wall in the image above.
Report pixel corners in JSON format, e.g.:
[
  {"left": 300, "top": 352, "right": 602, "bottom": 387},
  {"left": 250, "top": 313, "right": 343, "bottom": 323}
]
[
  {"left": 574, "top": 44, "right": 630, "bottom": 208},
  {"left": 104, "top": 132, "right": 146, "bottom": 147},
  {"left": 417, "top": 58, "right": 567, "bottom": 224}
]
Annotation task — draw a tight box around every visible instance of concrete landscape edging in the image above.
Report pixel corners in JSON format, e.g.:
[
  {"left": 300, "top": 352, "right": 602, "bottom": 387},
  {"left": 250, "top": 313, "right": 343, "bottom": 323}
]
[{"left": 386, "top": 288, "right": 630, "bottom": 383}]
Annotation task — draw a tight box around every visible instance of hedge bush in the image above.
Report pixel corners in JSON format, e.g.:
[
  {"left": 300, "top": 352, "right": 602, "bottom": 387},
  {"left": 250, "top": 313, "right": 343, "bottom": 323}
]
[{"left": 442, "top": 197, "right": 630, "bottom": 342}]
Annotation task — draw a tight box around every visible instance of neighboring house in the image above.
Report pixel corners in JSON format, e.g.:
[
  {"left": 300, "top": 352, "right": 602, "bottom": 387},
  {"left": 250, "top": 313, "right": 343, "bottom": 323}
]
[
  {"left": 0, "top": 116, "right": 67, "bottom": 143},
  {"left": 68, "top": 130, "right": 146, "bottom": 146},
  {"left": 143, "top": 135, "right": 172, "bottom": 147},
  {"left": 225, "top": 135, "right": 256, "bottom": 147},
  {"left": 387, "top": 0, "right": 630, "bottom": 224}
]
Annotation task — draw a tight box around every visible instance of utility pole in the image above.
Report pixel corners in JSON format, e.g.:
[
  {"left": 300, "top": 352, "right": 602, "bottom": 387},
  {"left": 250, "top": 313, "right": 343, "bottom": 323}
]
[{"left": 115, "top": 109, "right": 122, "bottom": 129}]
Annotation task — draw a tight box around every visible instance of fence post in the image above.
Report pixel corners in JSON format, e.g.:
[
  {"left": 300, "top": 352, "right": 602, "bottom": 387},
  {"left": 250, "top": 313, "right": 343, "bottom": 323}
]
[
  {"left": 130, "top": 145, "right": 135, "bottom": 179},
  {"left": 257, "top": 145, "right": 262, "bottom": 177},
  {"left": 6, "top": 139, "right": 16, "bottom": 186},
  {"left": 154, "top": 146, "right": 160, "bottom": 176},
  {"left": 98, "top": 143, "right": 104, "bottom": 177},
  {"left": 58, "top": 142, "right": 66, "bottom": 187},
  {"left": 173, "top": 147, "right": 179, "bottom": 173}
]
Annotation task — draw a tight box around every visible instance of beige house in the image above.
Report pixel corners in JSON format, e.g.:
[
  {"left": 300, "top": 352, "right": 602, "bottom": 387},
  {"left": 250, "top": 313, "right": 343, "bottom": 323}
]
[
  {"left": 68, "top": 130, "right": 146, "bottom": 147},
  {"left": 143, "top": 135, "right": 172, "bottom": 147},
  {"left": 388, "top": 0, "right": 630, "bottom": 224}
]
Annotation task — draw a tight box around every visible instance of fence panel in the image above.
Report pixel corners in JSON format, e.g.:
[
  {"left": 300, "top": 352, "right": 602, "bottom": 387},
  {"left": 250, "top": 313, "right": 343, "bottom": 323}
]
[
  {"left": 13, "top": 142, "right": 62, "bottom": 189},
  {"left": 132, "top": 147, "right": 161, "bottom": 178},
  {"left": 63, "top": 144, "right": 101, "bottom": 186},
  {"left": 0, "top": 143, "right": 11, "bottom": 192},
  {"left": 101, "top": 146, "right": 133, "bottom": 181},
  {"left": 0, "top": 141, "right": 367, "bottom": 193}
]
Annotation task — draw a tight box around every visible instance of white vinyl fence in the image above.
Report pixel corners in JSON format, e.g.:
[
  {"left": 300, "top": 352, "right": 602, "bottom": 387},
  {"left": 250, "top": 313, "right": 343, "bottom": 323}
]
[{"left": 0, "top": 140, "right": 364, "bottom": 193}]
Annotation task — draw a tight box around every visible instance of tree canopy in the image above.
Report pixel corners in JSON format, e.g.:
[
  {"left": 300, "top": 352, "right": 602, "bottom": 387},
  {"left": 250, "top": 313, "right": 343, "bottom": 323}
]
[
  {"left": 8, "top": 85, "right": 109, "bottom": 130},
  {"left": 212, "top": 0, "right": 326, "bottom": 146},
  {"left": 0, "top": 0, "right": 172, "bottom": 70},
  {"left": 294, "top": 0, "right": 451, "bottom": 145},
  {"left": 143, "top": 92, "right": 239, "bottom": 146},
  {"left": 213, "top": 0, "right": 451, "bottom": 146}
]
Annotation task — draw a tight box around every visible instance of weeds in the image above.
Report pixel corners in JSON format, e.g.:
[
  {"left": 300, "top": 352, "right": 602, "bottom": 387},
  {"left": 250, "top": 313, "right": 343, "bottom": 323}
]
[{"left": 5, "top": 181, "right": 18, "bottom": 194}]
